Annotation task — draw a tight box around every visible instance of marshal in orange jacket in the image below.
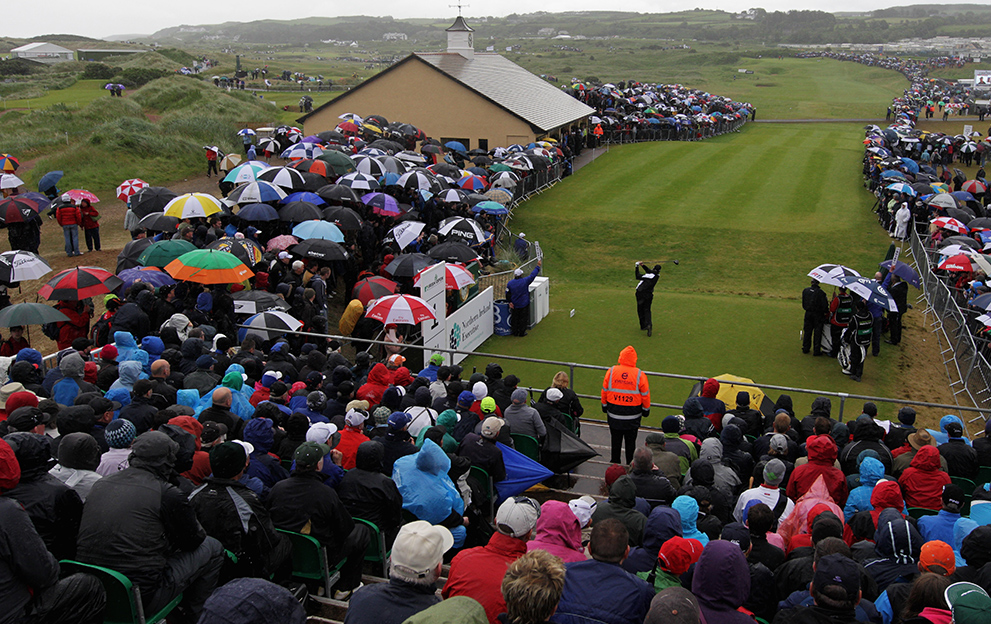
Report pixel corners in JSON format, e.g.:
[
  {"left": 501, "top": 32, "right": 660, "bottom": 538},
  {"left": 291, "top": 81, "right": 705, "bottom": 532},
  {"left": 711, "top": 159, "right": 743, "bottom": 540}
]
[{"left": 601, "top": 345, "right": 650, "bottom": 420}]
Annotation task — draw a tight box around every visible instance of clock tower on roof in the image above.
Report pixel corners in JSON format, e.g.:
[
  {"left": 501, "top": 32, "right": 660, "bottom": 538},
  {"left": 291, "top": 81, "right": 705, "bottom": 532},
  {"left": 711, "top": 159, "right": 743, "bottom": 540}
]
[{"left": 446, "top": 14, "right": 475, "bottom": 60}]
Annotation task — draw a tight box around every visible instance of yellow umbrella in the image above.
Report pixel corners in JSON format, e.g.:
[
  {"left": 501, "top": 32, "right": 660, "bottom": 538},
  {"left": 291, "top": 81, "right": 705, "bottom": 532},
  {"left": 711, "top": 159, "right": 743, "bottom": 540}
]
[
  {"left": 163, "top": 193, "right": 223, "bottom": 219},
  {"left": 712, "top": 373, "right": 766, "bottom": 416}
]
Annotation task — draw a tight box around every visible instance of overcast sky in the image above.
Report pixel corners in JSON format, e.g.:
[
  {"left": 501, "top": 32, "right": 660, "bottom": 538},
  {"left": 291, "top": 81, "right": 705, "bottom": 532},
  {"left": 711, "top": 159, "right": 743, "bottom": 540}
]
[{"left": 4, "top": 0, "right": 990, "bottom": 40}]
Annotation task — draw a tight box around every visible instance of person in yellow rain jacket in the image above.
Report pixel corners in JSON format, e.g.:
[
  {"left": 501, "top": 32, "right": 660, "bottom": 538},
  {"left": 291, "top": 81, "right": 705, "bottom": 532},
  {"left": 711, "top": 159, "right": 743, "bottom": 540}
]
[{"left": 602, "top": 346, "right": 651, "bottom": 464}]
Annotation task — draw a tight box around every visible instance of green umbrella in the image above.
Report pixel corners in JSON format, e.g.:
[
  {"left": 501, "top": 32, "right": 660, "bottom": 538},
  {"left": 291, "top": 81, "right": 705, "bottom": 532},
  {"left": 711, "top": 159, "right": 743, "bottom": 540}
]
[
  {"left": 0, "top": 302, "right": 69, "bottom": 327},
  {"left": 316, "top": 151, "right": 357, "bottom": 176},
  {"left": 489, "top": 163, "right": 513, "bottom": 172},
  {"left": 138, "top": 240, "right": 198, "bottom": 268}
]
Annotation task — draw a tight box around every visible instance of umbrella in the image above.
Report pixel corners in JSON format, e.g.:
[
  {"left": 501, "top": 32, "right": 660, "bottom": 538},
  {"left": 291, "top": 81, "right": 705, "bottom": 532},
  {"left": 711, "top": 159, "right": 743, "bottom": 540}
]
[
  {"left": 0, "top": 197, "right": 43, "bottom": 224},
  {"left": 236, "top": 128, "right": 256, "bottom": 137},
  {"left": 133, "top": 213, "right": 180, "bottom": 232},
  {"left": 292, "top": 220, "right": 344, "bottom": 242},
  {"left": 541, "top": 418, "right": 598, "bottom": 473},
  {"left": 878, "top": 259, "right": 921, "bottom": 289},
  {"left": 484, "top": 188, "right": 514, "bottom": 205},
  {"left": 117, "top": 267, "right": 176, "bottom": 291},
  {"left": 438, "top": 217, "right": 486, "bottom": 245},
  {"left": 279, "top": 201, "right": 323, "bottom": 223},
  {"left": 362, "top": 192, "right": 401, "bottom": 216},
  {"left": 338, "top": 172, "right": 381, "bottom": 192},
  {"left": 390, "top": 221, "right": 426, "bottom": 249},
  {"left": 428, "top": 241, "right": 481, "bottom": 264},
  {"left": 116, "top": 238, "right": 154, "bottom": 273},
  {"left": 436, "top": 188, "right": 470, "bottom": 203},
  {"left": 282, "top": 191, "right": 327, "bottom": 205},
  {"left": 836, "top": 275, "right": 897, "bottom": 311},
  {"left": 457, "top": 175, "right": 489, "bottom": 191},
  {"left": 322, "top": 206, "right": 364, "bottom": 231},
  {"left": 116, "top": 178, "right": 148, "bottom": 202},
  {"left": 0, "top": 251, "right": 50, "bottom": 282},
  {"left": 962, "top": 180, "right": 987, "bottom": 195},
  {"left": 953, "top": 191, "right": 978, "bottom": 204},
  {"left": 316, "top": 184, "right": 361, "bottom": 205},
  {"left": 138, "top": 240, "right": 199, "bottom": 268},
  {"left": 282, "top": 143, "right": 323, "bottom": 160},
  {"left": 351, "top": 276, "right": 398, "bottom": 306},
  {"left": 927, "top": 193, "right": 958, "bottom": 210},
  {"left": 257, "top": 137, "right": 279, "bottom": 154},
  {"left": 130, "top": 187, "right": 178, "bottom": 218},
  {"left": 365, "top": 294, "right": 436, "bottom": 325},
  {"left": 947, "top": 207, "right": 977, "bottom": 222},
  {"left": 64, "top": 189, "right": 99, "bottom": 204},
  {"left": 414, "top": 262, "right": 475, "bottom": 290},
  {"left": 291, "top": 239, "right": 348, "bottom": 261},
  {"left": 219, "top": 154, "right": 242, "bottom": 171},
  {"left": 940, "top": 236, "right": 981, "bottom": 251},
  {"left": 38, "top": 171, "right": 63, "bottom": 193},
  {"left": 164, "top": 193, "right": 223, "bottom": 219},
  {"left": 0, "top": 303, "right": 68, "bottom": 328},
  {"left": 0, "top": 154, "right": 19, "bottom": 173},
  {"left": 444, "top": 141, "right": 467, "bottom": 153},
  {"left": 397, "top": 171, "right": 437, "bottom": 192},
  {"left": 39, "top": 267, "right": 123, "bottom": 300},
  {"left": 494, "top": 442, "right": 555, "bottom": 499},
  {"left": 396, "top": 151, "right": 428, "bottom": 166},
  {"left": 223, "top": 162, "right": 270, "bottom": 184},
  {"left": 232, "top": 290, "right": 291, "bottom": 314},
  {"left": 884, "top": 183, "right": 916, "bottom": 196},
  {"left": 931, "top": 216, "right": 969, "bottom": 234},
  {"left": 224, "top": 181, "right": 287, "bottom": 205},
  {"left": 353, "top": 156, "right": 386, "bottom": 177},
  {"left": 970, "top": 293, "right": 991, "bottom": 311},
  {"left": 265, "top": 235, "right": 299, "bottom": 252},
  {"left": 238, "top": 310, "right": 302, "bottom": 341},
  {"left": 472, "top": 201, "right": 509, "bottom": 216},
  {"left": 257, "top": 166, "right": 306, "bottom": 191},
  {"left": 235, "top": 203, "right": 280, "bottom": 222},
  {"left": 709, "top": 373, "right": 775, "bottom": 419},
  {"left": 165, "top": 249, "right": 254, "bottom": 284},
  {"left": 206, "top": 237, "right": 264, "bottom": 266},
  {"left": 316, "top": 151, "right": 357, "bottom": 176},
  {"left": 939, "top": 253, "right": 991, "bottom": 274},
  {"left": 385, "top": 253, "right": 434, "bottom": 278},
  {"left": 0, "top": 175, "right": 24, "bottom": 190}
]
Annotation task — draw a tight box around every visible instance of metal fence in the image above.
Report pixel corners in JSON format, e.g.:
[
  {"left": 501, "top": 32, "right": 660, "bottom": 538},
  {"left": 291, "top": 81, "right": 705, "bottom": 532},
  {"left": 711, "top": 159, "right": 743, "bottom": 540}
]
[{"left": 910, "top": 225, "right": 991, "bottom": 428}]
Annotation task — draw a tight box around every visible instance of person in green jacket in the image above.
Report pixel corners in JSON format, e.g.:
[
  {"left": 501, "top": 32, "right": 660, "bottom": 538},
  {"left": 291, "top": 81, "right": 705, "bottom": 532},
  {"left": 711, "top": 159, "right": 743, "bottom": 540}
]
[
  {"left": 637, "top": 536, "right": 704, "bottom": 593},
  {"left": 401, "top": 596, "right": 487, "bottom": 624}
]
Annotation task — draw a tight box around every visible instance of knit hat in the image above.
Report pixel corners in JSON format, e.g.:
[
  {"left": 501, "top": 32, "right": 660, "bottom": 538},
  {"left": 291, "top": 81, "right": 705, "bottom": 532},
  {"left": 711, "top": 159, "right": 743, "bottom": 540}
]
[
  {"left": 604, "top": 463, "right": 627, "bottom": 488},
  {"left": 763, "top": 458, "right": 786, "bottom": 486},
  {"left": 920, "top": 540, "right": 956, "bottom": 575},
  {"left": 511, "top": 388, "right": 528, "bottom": 404},
  {"left": 210, "top": 442, "right": 247, "bottom": 479},
  {"left": 373, "top": 405, "right": 392, "bottom": 425},
  {"left": 196, "top": 292, "right": 213, "bottom": 312},
  {"left": 457, "top": 391, "right": 475, "bottom": 408},
  {"left": 480, "top": 397, "right": 496, "bottom": 414},
  {"left": 736, "top": 391, "right": 750, "bottom": 406},
  {"left": 100, "top": 344, "right": 118, "bottom": 361},
  {"left": 481, "top": 416, "right": 502, "bottom": 439},
  {"left": 661, "top": 415, "right": 681, "bottom": 433},
  {"left": 495, "top": 496, "right": 540, "bottom": 538},
  {"left": 657, "top": 537, "right": 704, "bottom": 576},
  {"left": 898, "top": 407, "right": 917, "bottom": 426},
  {"left": 546, "top": 387, "right": 564, "bottom": 402},
  {"left": 105, "top": 419, "right": 136, "bottom": 449},
  {"left": 472, "top": 381, "right": 487, "bottom": 400}
]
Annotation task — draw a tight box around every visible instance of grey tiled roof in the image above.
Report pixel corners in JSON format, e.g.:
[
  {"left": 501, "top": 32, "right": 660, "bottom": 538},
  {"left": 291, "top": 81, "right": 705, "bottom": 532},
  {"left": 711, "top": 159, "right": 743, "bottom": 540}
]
[{"left": 416, "top": 52, "right": 594, "bottom": 132}]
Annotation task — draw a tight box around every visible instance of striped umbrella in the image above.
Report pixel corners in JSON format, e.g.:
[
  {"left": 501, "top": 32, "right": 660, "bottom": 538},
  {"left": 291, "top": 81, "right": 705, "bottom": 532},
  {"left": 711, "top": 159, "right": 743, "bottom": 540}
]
[
  {"left": 290, "top": 159, "right": 333, "bottom": 178},
  {"left": 223, "top": 161, "right": 271, "bottom": 184},
  {"left": 436, "top": 188, "right": 470, "bottom": 203},
  {"left": 931, "top": 216, "right": 969, "bottom": 235},
  {"left": 351, "top": 276, "right": 398, "bottom": 305},
  {"left": 0, "top": 197, "right": 43, "bottom": 224},
  {"left": 353, "top": 156, "right": 387, "bottom": 177},
  {"left": 39, "top": 267, "right": 123, "bottom": 300},
  {"left": 0, "top": 251, "right": 51, "bottom": 282},
  {"left": 239, "top": 310, "right": 302, "bottom": 341},
  {"left": 232, "top": 290, "right": 291, "bottom": 314},
  {"left": 807, "top": 263, "right": 861, "bottom": 287},
  {"left": 457, "top": 174, "right": 489, "bottom": 191},
  {"left": 438, "top": 216, "right": 486, "bottom": 245},
  {"left": 365, "top": 294, "right": 436, "bottom": 325},
  {"left": 282, "top": 143, "right": 323, "bottom": 160},
  {"left": 257, "top": 166, "right": 306, "bottom": 191},
  {"left": 219, "top": 154, "right": 242, "bottom": 171},
  {"left": 962, "top": 180, "right": 987, "bottom": 195},
  {"left": 163, "top": 193, "right": 223, "bottom": 219},
  {"left": 224, "top": 181, "right": 287, "bottom": 205},
  {"left": 116, "top": 178, "right": 148, "bottom": 202},
  {"left": 337, "top": 172, "right": 380, "bottom": 192},
  {"left": 835, "top": 275, "right": 897, "bottom": 311},
  {"left": 165, "top": 249, "right": 254, "bottom": 284},
  {"left": 397, "top": 171, "right": 437, "bottom": 192},
  {"left": 414, "top": 262, "right": 475, "bottom": 290},
  {"left": 885, "top": 182, "right": 916, "bottom": 196},
  {"left": 0, "top": 154, "right": 19, "bottom": 173}
]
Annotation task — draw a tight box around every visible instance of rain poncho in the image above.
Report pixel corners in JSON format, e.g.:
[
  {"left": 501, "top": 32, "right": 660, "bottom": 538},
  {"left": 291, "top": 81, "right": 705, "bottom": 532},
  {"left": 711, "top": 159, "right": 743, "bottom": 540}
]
[
  {"left": 929, "top": 414, "right": 970, "bottom": 446},
  {"left": 777, "top": 474, "right": 843, "bottom": 545},
  {"left": 953, "top": 518, "right": 979, "bottom": 568},
  {"left": 51, "top": 353, "right": 85, "bottom": 407},
  {"left": 844, "top": 456, "right": 885, "bottom": 521},
  {"left": 672, "top": 495, "right": 709, "bottom": 546},
  {"left": 108, "top": 361, "right": 143, "bottom": 394},
  {"left": 113, "top": 331, "right": 140, "bottom": 363},
  {"left": 393, "top": 439, "right": 466, "bottom": 547},
  {"left": 692, "top": 540, "right": 752, "bottom": 624},
  {"left": 415, "top": 409, "right": 458, "bottom": 453},
  {"left": 160, "top": 313, "right": 191, "bottom": 342},
  {"left": 194, "top": 364, "right": 253, "bottom": 420}
]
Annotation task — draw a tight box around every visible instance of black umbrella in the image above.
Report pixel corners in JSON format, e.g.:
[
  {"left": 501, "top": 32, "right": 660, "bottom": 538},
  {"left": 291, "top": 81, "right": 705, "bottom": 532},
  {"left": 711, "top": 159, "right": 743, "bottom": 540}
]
[
  {"left": 130, "top": 187, "right": 178, "bottom": 218},
  {"left": 316, "top": 184, "right": 360, "bottom": 206},
  {"left": 133, "top": 213, "right": 180, "bottom": 233},
  {"left": 429, "top": 163, "right": 461, "bottom": 178},
  {"left": 940, "top": 236, "right": 981, "bottom": 250},
  {"left": 279, "top": 201, "right": 323, "bottom": 222},
  {"left": 232, "top": 290, "right": 290, "bottom": 314},
  {"left": 428, "top": 241, "right": 480, "bottom": 263},
  {"left": 385, "top": 253, "right": 434, "bottom": 278},
  {"left": 316, "top": 130, "right": 346, "bottom": 144},
  {"left": 322, "top": 206, "right": 364, "bottom": 231},
  {"left": 969, "top": 218, "right": 991, "bottom": 230},
  {"left": 299, "top": 171, "right": 327, "bottom": 192},
  {"left": 541, "top": 418, "right": 598, "bottom": 473},
  {"left": 368, "top": 139, "right": 404, "bottom": 154},
  {"left": 116, "top": 237, "right": 154, "bottom": 273},
  {"left": 946, "top": 207, "right": 977, "bottom": 221},
  {"left": 0, "top": 303, "right": 69, "bottom": 327},
  {"left": 365, "top": 114, "right": 389, "bottom": 127},
  {"left": 291, "top": 239, "right": 348, "bottom": 261}
]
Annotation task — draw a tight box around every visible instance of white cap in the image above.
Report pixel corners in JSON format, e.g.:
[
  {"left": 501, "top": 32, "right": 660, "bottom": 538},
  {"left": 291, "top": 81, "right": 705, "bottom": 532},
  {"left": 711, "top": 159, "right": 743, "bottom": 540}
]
[
  {"left": 306, "top": 422, "right": 338, "bottom": 444},
  {"left": 546, "top": 387, "right": 564, "bottom": 402},
  {"left": 292, "top": 260, "right": 304, "bottom": 270},
  {"left": 514, "top": 268, "right": 523, "bottom": 277},
  {"left": 472, "top": 381, "right": 488, "bottom": 400},
  {"left": 518, "top": 232, "right": 525, "bottom": 238},
  {"left": 232, "top": 439, "right": 254, "bottom": 456},
  {"left": 390, "top": 521, "right": 453, "bottom": 578},
  {"left": 278, "top": 251, "right": 291, "bottom": 260},
  {"left": 495, "top": 496, "right": 541, "bottom": 538},
  {"left": 481, "top": 416, "right": 503, "bottom": 439},
  {"left": 569, "top": 495, "right": 597, "bottom": 528},
  {"left": 345, "top": 409, "right": 368, "bottom": 427}
]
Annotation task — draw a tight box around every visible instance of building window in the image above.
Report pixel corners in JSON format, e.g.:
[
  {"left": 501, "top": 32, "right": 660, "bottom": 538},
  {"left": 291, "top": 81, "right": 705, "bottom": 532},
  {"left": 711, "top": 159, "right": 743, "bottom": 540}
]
[
  {"left": 478, "top": 139, "right": 488, "bottom": 152},
  {"left": 441, "top": 137, "right": 470, "bottom": 151}
]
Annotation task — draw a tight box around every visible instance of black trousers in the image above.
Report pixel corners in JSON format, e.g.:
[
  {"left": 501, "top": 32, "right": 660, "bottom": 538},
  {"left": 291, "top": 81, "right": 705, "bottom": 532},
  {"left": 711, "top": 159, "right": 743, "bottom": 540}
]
[
  {"left": 207, "top": 160, "right": 218, "bottom": 176},
  {"left": 850, "top": 344, "right": 866, "bottom": 379},
  {"left": 25, "top": 573, "right": 106, "bottom": 624},
  {"left": 510, "top": 304, "right": 529, "bottom": 336},
  {"left": 829, "top": 324, "right": 844, "bottom": 357},
  {"left": 636, "top": 293, "right": 653, "bottom": 331},
  {"left": 608, "top": 416, "right": 641, "bottom": 464},
  {"left": 84, "top": 227, "right": 100, "bottom": 251},
  {"left": 888, "top": 313, "right": 903, "bottom": 344},
  {"left": 802, "top": 314, "right": 823, "bottom": 354},
  {"left": 331, "top": 524, "right": 371, "bottom": 591}
]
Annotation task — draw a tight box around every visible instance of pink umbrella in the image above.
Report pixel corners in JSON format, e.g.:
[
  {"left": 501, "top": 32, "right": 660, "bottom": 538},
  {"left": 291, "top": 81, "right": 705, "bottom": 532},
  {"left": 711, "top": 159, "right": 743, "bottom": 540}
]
[
  {"left": 414, "top": 262, "right": 475, "bottom": 290},
  {"left": 65, "top": 189, "right": 100, "bottom": 204},
  {"left": 266, "top": 235, "right": 299, "bottom": 252},
  {"left": 365, "top": 294, "right": 436, "bottom": 325}
]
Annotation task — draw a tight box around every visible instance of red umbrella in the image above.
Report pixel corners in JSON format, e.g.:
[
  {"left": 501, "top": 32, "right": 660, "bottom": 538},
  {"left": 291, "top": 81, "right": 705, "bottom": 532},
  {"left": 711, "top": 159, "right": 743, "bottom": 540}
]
[
  {"left": 39, "top": 267, "right": 123, "bottom": 300},
  {"left": 337, "top": 121, "right": 360, "bottom": 135},
  {"left": 931, "top": 216, "right": 968, "bottom": 235},
  {"left": 414, "top": 263, "right": 475, "bottom": 290},
  {"left": 351, "top": 276, "right": 398, "bottom": 305},
  {"left": 938, "top": 254, "right": 980, "bottom": 273},
  {"left": 962, "top": 180, "right": 987, "bottom": 195},
  {"left": 0, "top": 197, "right": 43, "bottom": 224},
  {"left": 116, "top": 178, "right": 149, "bottom": 202},
  {"left": 365, "top": 294, "right": 435, "bottom": 325}
]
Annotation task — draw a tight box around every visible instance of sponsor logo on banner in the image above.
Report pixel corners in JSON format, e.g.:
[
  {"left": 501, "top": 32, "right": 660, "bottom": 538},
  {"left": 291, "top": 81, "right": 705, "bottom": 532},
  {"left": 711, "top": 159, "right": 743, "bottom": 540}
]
[{"left": 446, "top": 287, "right": 494, "bottom": 364}]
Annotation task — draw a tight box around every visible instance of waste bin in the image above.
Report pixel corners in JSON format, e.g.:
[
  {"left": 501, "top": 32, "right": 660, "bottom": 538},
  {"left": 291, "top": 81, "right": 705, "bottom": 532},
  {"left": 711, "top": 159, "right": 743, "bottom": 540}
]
[{"left": 494, "top": 300, "right": 511, "bottom": 336}]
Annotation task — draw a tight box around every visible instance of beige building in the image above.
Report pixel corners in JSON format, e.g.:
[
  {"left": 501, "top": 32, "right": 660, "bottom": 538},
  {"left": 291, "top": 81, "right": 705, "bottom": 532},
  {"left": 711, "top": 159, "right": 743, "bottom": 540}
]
[{"left": 299, "top": 17, "right": 594, "bottom": 150}]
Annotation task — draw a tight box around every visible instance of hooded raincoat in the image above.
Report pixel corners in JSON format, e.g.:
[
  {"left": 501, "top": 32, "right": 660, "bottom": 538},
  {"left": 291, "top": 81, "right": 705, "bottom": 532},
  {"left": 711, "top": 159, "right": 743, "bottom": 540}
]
[
  {"left": 787, "top": 434, "right": 848, "bottom": 505},
  {"left": 692, "top": 540, "right": 752, "bottom": 624},
  {"left": 898, "top": 445, "right": 950, "bottom": 510},
  {"left": 527, "top": 500, "right": 586, "bottom": 563},
  {"left": 393, "top": 439, "right": 466, "bottom": 547},
  {"left": 672, "top": 495, "right": 709, "bottom": 546},
  {"left": 590, "top": 475, "right": 647, "bottom": 546}
]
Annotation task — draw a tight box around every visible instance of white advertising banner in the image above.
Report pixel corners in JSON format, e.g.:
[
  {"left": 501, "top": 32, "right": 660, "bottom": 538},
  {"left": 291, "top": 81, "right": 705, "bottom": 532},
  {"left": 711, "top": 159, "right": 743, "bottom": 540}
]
[
  {"left": 446, "top": 286, "right": 494, "bottom": 364},
  {"left": 975, "top": 70, "right": 991, "bottom": 86},
  {"left": 419, "top": 262, "right": 449, "bottom": 364}
]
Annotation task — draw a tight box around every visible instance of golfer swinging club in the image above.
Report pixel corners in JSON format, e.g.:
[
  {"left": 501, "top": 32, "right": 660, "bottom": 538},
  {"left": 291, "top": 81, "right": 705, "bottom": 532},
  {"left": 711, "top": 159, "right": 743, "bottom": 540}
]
[{"left": 635, "top": 261, "right": 663, "bottom": 336}]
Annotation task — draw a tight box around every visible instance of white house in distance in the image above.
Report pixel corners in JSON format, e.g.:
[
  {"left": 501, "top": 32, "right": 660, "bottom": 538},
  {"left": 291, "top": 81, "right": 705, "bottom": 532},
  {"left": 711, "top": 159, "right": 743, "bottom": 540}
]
[{"left": 10, "top": 42, "right": 74, "bottom": 63}]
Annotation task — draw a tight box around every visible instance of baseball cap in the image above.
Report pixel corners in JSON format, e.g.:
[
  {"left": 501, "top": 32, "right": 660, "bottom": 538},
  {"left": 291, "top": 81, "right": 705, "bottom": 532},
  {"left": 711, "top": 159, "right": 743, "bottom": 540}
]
[
  {"left": 657, "top": 537, "right": 704, "bottom": 576},
  {"left": 920, "top": 540, "right": 956, "bottom": 575},
  {"left": 388, "top": 412, "right": 412, "bottom": 431},
  {"left": 430, "top": 353, "right": 445, "bottom": 366},
  {"left": 720, "top": 522, "right": 751, "bottom": 553},
  {"left": 943, "top": 484, "right": 966, "bottom": 512},
  {"left": 481, "top": 416, "right": 502, "bottom": 439},
  {"left": 345, "top": 409, "right": 368, "bottom": 427},
  {"left": 200, "top": 422, "right": 228, "bottom": 445},
  {"left": 232, "top": 439, "right": 254, "bottom": 456},
  {"left": 514, "top": 268, "right": 523, "bottom": 277},
  {"left": 390, "top": 521, "right": 454, "bottom": 579},
  {"left": 457, "top": 391, "right": 475, "bottom": 408},
  {"left": 294, "top": 441, "right": 330, "bottom": 469},
  {"left": 763, "top": 458, "right": 786, "bottom": 486},
  {"left": 480, "top": 397, "right": 497, "bottom": 414},
  {"left": 511, "top": 388, "right": 528, "bottom": 404},
  {"left": 568, "top": 495, "right": 597, "bottom": 528},
  {"left": 769, "top": 434, "right": 788, "bottom": 454},
  {"left": 945, "top": 582, "right": 991, "bottom": 624},
  {"left": 387, "top": 354, "right": 406, "bottom": 368},
  {"left": 278, "top": 251, "right": 291, "bottom": 260},
  {"left": 306, "top": 422, "right": 339, "bottom": 449},
  {"left": 495, "top": 496, "right": 541, "bottom": 538},
  {"left": 472, "top": 381, "right": 488, "bottom": 400},
  {"left": 6, "top": 407, "right": 49, "bottom": 432},
  {"left": 946, "top": 422, "right": 965, "bottom": 437},
  {"left": 89, "top": 397, "right": 121, "bottom": 415},
  {"left": 813, "top": 554, "right": 861, "bottom": 602}
]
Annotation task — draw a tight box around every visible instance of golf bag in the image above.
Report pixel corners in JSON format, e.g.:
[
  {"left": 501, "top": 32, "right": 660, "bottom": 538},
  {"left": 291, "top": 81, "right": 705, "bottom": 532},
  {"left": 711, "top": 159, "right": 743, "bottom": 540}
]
[{"left": 838, "top": 342, "right": 865, "bottom": 376}]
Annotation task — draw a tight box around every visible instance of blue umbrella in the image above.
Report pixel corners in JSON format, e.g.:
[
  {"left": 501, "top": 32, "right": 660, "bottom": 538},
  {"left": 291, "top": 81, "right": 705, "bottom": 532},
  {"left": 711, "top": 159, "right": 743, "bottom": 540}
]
[
  {"left": 444, "top": 141, "right": 467, "bottom": 153},
  {"left": 236, "top": 129, "right": 256, "bottom": 137},
  {"left": 236, "top": 203, "right": 280, "bottom": 222},
  {"left": 281, "top": 191, "right": 326, "bottom": 205},
  {"left": 953, "top": 191, "right": 977, "bottom": 203},
  {"left": 899, "top": 157, "right": 919, "bottom": 174},
  {"left": 880, "top": 170, "right": 907, "bottom": 180},
  {"left": 885, "top": 182, "right": 916, "bottom": 196},
  {"left": 970, "top": 292, "right": 991, "bottom": 311},
  {"left": 380, "top": 172, "right": 401, "bottom": 186},
  {"left": 494, "top": 442, "right": 553, "bottom": 502},
  {"left": 292, "top": 220, "right": 344, "bottom": 242},
  {"left": 471, "top": 201, "right": 509, "bottom": 216},
  {"left": 38, "top": 171, "right": 63, "bottom": 193},
  {"left": 878, "top": 259, "right": 921, "bottom": 289},
  {"left": 836, "top": 275, "right": 897, "bottom": 311}
]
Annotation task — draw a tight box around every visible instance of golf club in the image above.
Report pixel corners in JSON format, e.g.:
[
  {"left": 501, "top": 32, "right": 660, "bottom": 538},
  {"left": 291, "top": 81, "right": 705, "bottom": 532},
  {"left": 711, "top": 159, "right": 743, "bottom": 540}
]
[{"left": 646, "top": 260, "right": 680, "bottom": 266}]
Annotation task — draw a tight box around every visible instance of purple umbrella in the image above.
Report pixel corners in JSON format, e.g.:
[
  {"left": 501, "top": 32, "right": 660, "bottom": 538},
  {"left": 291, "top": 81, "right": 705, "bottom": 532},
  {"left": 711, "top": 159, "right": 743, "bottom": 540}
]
[
  {"left": 301, "top": 135, "right": 323, "bottom": 144},
  {"left": 878, "top": 260, "right": 920, "bottom": 289},
  {"left": 117, "top": 267, "right": 176, "bottom": 292}
]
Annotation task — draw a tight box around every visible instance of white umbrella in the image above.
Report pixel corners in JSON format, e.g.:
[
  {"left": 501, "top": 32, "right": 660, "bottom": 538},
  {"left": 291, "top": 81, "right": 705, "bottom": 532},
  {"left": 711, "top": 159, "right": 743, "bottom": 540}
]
[
  {"left": 836, "top": 276, "right": 897, "bottom": 312},
  {"left": 240, "top": 310, "right": 302, "bottom": 340},
  {"left": 0, "top": 175, "right": 24, "bottom": 190},
  {"left": 438, "top": 217, "right": 486, "bottom": 245},
  {"left": 0, "top": 251, "right": 51, "bottom": 281},
  {"left": 390, "top": 221, "right": 425, "bottom": 250}
]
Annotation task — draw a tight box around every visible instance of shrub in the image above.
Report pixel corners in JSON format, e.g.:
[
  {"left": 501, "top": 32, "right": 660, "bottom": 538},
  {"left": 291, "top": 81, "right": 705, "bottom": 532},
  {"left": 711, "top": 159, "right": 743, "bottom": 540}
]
[
  {"left": 113, "top": 67, "right": 172, "bottom": 88},
  {"left": 81, "top": 63, "right": 119, "bottom": 80},
  {"left": 0, "top": 59, "right": 38, "bottom": 76}
]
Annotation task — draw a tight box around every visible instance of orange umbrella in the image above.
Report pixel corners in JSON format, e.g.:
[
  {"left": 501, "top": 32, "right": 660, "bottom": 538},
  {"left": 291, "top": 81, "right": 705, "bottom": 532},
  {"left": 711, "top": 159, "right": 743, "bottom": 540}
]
[{"left": 165, "top": 249, "right": 254, "bottom": 284}]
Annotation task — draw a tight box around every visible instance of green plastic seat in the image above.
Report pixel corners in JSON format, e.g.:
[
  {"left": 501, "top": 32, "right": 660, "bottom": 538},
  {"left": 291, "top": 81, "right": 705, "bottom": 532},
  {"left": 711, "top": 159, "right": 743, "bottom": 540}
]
[
  {"left": 908, "top": 507, "right": 939, "bottom": 519},
  {"left": 976, "top": 465, "right": 991, "bottom": 487},
  {"left": 355, "top": 517, "right": 391, "bottom": 578},
  {"left": 951, "top": 476, "right": 977, "bottom": 495},
  {"left": 59, "top": 560, "right": 182, "bottom": 624},
  {"left": 469, "top": 465, "right": 495, "bottom": 519},
  {"left": 276, "top": 528, "right": 342, "bottom": 597},
  {"left": 511, "top": 433, "right": 540, "bottom": 461}
]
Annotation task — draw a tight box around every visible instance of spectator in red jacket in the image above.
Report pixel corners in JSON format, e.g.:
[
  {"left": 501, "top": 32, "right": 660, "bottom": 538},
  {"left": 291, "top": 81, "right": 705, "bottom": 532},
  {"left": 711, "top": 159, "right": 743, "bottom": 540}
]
[
  {"left": 787, "top": 434, "right": 848, "bottom": 505},
  {"left": 442, "top": 496, "right": 541, "bottom": 624},
  {"left": 55, "top": 301, "right": 91, "bottom": 351},
  {"left": 79, "top": 199, "right": 101, "bottom": 252},
  {"left": 898, "top": 445, "right": 950, "bottom": 510},
  {"left": 55, "top": 198, "right": 82, "bottom": 257},
  {"left": 0, "top": 326, "right": 29, "bottom": 357},
  {"left": 337, "top": 409, "right": 370, "bottom": 470},
  {"left": 356, "top": 363, "right": 391, "bottom": 409}
]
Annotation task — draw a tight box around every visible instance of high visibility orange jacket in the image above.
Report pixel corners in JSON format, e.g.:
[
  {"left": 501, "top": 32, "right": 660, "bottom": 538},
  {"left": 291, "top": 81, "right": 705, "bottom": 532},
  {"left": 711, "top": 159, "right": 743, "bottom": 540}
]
[{"left": 601, "top": 346, "right": 650, "bottom": 420}]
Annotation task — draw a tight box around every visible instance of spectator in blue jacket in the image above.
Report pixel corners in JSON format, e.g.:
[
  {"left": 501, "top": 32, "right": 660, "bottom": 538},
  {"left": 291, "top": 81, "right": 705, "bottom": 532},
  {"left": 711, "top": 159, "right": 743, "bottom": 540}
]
[
  {"left": 505, "top": 260, "right": 541, "bottom": 336},
  {"left": 418, "top": 353, "right": 445, "bottom": 382},
  {"left": 918, "top": 484, "right": 965, "bottom": 546}
]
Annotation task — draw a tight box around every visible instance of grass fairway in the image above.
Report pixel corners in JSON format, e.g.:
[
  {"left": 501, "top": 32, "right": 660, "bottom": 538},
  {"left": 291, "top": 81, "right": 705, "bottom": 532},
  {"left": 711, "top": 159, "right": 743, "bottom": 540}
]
[{"left": 463, "top": 122, "right": 917, "bottom": 417}]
